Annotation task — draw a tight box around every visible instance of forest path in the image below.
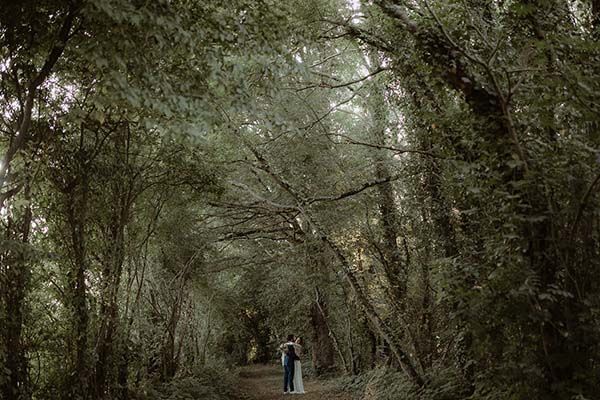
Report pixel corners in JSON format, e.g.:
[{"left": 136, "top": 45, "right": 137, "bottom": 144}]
[{"left": 235, "top": 364, "right": 353, "bottom": 400}]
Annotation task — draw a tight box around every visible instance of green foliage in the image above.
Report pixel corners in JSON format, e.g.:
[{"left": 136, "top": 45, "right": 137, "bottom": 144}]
[
  {"left": 338, "top": 365, "right": 469, "bottom": 400},
  {"left": 132, "top": 365, "right": 237, "bottom": 400},
  {"left": 2, "top": 0, "right": 600, "bottom": 399}
]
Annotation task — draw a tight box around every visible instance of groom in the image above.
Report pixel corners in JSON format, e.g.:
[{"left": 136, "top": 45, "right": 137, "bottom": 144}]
[{"left": 280, "top": 334, "right": 298, "bottom": 394}]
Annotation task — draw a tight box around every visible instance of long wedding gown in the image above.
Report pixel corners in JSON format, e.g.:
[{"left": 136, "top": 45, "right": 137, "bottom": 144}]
[{"left": 293, "top": 344, "right": 305, "bottom": 394}]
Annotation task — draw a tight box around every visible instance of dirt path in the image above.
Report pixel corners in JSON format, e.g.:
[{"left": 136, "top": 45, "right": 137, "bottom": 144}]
[{"left": 236, "top": 364, "right": 352, "bottom": 400}]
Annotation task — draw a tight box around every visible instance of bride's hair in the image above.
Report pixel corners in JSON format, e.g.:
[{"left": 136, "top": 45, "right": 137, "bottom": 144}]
[{"left": 295, "top": 337, "right": 303, "bottom": 345}]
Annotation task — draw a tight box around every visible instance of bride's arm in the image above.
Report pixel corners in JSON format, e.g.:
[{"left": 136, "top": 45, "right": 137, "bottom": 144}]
[{"left": 293, "top": 344, "right": 303, "bottom": 357}]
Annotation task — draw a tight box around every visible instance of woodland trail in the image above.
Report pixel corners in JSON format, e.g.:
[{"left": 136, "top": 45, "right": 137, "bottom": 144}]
[{"left": 236, "top": 364, "right": 353, "bottom": 400}]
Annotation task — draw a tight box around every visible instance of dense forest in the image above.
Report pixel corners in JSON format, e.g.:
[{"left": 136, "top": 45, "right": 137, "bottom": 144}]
[{"left": 1, "top": 0, "right": 600, "bottom": 399}]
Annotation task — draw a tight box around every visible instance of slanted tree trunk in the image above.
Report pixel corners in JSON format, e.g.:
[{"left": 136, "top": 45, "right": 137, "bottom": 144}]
[
  {"left": 243, "top": 141, "right": 425, "bottom": 386},
  {"left": 306, "top": 209, "right": 422, "bottom": 384}
]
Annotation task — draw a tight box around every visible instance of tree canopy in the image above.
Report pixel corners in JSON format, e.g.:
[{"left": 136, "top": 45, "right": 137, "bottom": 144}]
[{"left": 1, "top": 1, "right": 599, "bottom": 399}]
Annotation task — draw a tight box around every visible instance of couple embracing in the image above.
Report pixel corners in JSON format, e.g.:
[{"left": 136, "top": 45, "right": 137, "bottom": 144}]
[{"left": 279, "top": 334, "right": 305, "bottom": 395}]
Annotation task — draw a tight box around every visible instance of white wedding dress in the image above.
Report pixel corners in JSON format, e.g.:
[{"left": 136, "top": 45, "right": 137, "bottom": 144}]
[{"left": 293, "top": 344, "right": 305, "bottom": 394}]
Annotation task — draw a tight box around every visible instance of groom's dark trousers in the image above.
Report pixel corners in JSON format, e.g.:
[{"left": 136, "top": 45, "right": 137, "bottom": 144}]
[{"left": 283, "top": 346, "right": 296, "bottom": 392}]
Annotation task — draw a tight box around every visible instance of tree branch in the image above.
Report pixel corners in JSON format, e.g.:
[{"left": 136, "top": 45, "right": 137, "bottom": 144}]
[
  {"left": 298, "top": 67, "right": 389, "bottom": 92},
  {"left": 0, "top": 3, "right": 79, "bottom": 193},
  {"left": 333, "top": 133, "right": 443, "bottom": 158},
  {"left": 307, "top": 174, "right": 401, "bottom": 204},
  {"left": 570, "top": 170, "right": 600, "bottom": 237}
]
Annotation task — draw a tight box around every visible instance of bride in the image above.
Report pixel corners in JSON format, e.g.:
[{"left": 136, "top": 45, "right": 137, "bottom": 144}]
[{"left": 292, "top": 337, "right": 305, "bottom": 394}]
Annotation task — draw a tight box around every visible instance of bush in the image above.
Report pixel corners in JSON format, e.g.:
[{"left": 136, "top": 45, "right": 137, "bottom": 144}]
[
  {"left": 131, "top": 365, "right": 237, "bottom": 400},
  {"left": 337, "top": 366, "right": 469, "bottom": 400}
]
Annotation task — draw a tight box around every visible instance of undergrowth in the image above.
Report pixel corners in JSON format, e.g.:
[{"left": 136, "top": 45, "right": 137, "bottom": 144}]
[
  {"left": 131, "top": 365, "right": 237, "bottom": 400},
  {"left": 337, "top": 366, "right": 470, "bottom": 400}
]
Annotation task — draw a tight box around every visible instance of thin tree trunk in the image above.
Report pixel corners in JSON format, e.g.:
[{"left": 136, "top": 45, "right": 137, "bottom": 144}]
[
  {"left": 0, "top": 177, "right": 33, "bottom": 400},
  {"left": 200, "top": 297, "right": 214, "bottom": 366},
  {"left": 95, "top": 130, "right": 132, "bottom": 399},
  {"left": 95, "top": 206, "right": 128, "bottom": 399},
  {"left": 345, "top": 309, "right": 358, "bottom": 375},
  {"left": 65, "top": 170, "right": 91, "bottom": 400},
  {"left": 311, "top": 287, "right": 342, "bottom": 375}
]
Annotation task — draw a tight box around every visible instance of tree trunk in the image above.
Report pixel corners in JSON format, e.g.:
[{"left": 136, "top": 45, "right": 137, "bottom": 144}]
[
  {"left": 95, "top": 132, "right": 132, "bottom": 399},
  {"left": 0, "top": 180, "right": 33, "bottom": 400},
  {"left": 368, "top": 82, "right": 407, "bottom": 304},
  {"left": 95, "top": 213, "right": 128, "bottom": 399},
  {"left": 117, "top": 352, "right": 129, "bottom": 400},
  {"left": 161, "top": 293, "right": 183, "bottom": 381},
  {"left": 63, "top": 152, "right": 92, "bottom": 399},
  {"left": 310, "top": 289, "right": 337, "bottom": 375},
  {"left": 244, "top": 140, "right": 424, "bottom": 386},
  {"left": 369, "top": 3, "right": 587, "bottom": 393},
  {"left": 310, "top": 216, "right": 424, "bottom": 386},
  {"left": 594, "top": 0, "right": 600, "bottom": 33}
]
